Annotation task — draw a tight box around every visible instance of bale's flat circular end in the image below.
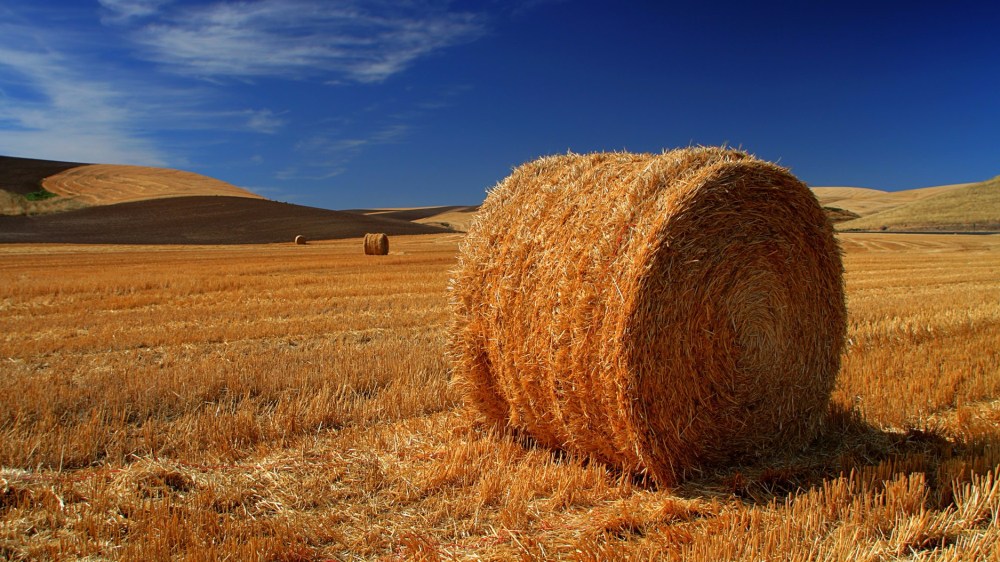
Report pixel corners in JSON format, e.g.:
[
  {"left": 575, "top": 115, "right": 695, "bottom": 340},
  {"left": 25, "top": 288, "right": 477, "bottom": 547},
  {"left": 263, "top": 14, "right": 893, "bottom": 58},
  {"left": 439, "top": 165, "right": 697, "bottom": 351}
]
[
  {"left": 294, "top": 235, "right": 307, "bottom": 245},
  {"left": 450, "top": 147, "right": 846, "bottom": 486},
  {"left": 364, "top": 233, "right": 389, "bottom": 255},
  {"left": 627, "top": 158, "right": 845, "bottom": 484}
]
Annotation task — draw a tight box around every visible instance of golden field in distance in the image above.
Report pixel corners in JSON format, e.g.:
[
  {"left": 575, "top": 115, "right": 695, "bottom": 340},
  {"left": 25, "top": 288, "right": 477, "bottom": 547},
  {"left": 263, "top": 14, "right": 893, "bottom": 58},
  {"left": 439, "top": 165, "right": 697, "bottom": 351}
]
[
  {"left": 0, "top": 156, "right": 260, "bottom": 217},
  {"left": 813, "top": 176, "right": 1000, "bottom": 232},
  {"left": 2, "top": 232, "right": 1000, "bottom": 560},
  {"left": 41, "top": 164, "right": 264, "bottom": 206},
  {"left": 348, "top": 177, "right": 1000, "bottom": 235},
  {"left": 4, "top": 154, "right": 997, "bottom": 235},
  {"left": 0, "top": 155, "right": 447, "bottom": 244}
]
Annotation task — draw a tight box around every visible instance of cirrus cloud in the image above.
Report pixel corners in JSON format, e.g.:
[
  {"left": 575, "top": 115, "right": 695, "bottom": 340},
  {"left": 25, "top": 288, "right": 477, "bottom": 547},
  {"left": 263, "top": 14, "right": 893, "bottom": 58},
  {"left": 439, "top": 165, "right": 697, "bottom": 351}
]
[
  {"left": 117, "top": 0, "right": 484, "bottom": 83},
  {"left": 98, "top": 0, "right": 172, "bottom": 22}
]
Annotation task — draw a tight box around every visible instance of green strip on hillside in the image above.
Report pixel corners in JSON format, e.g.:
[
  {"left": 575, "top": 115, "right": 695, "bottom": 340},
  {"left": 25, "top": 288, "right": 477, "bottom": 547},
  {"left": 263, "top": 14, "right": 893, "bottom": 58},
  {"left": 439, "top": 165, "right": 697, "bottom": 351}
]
[{"left": 24, "top": 188, "right": 58, "bottom": 201}]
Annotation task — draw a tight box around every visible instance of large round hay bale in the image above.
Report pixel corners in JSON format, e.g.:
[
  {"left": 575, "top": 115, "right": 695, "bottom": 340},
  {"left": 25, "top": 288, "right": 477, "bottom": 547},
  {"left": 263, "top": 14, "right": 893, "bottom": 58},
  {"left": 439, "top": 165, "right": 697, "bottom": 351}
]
[
  {"left": 294, "top": 235, "right": 307, "bottom": 245},
  {"left": 450, "top": 147, "right": 846, "bottom": 486},
  {"left": 364, "top": 233, "right": 389, "bottom": 255}
]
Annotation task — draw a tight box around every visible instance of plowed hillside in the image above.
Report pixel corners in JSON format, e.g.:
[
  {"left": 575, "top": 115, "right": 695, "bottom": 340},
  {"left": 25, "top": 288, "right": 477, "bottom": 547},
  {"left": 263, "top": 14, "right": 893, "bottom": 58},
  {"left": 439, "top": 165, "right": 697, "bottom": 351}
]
[
  {"left": 0, "top": 196, "right": 449, "bottom": 244},
  {"left": 43, "top": 164, "right": 263, "bottom": 205},
  {"left": 0, "top": 155, "right": 86, "bottom": 195}
]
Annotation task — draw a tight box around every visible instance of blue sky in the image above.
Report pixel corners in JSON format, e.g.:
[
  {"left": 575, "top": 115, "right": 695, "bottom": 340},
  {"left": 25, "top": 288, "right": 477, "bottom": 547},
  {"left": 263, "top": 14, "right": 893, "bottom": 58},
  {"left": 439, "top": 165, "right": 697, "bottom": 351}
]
[{"left": 1, "top": 1, "right": 998, "bottom": 209}]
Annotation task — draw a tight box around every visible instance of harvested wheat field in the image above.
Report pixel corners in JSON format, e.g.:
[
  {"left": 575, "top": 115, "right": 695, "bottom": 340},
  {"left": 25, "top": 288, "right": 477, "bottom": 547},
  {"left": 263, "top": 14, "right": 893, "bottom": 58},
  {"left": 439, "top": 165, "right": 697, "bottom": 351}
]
[
  {"left": 2, "top": 232, "right": 1000, "bottom": 560},
  {"left": 41, "top": 164, "right": 263, "bottom": 206}
]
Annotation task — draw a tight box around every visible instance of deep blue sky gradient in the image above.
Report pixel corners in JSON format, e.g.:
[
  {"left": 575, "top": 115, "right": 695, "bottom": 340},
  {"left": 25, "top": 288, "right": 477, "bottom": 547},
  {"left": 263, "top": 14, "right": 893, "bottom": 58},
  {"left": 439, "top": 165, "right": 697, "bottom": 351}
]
[{"left": 1, "top": 1, "right": 998, "bottom": 208}]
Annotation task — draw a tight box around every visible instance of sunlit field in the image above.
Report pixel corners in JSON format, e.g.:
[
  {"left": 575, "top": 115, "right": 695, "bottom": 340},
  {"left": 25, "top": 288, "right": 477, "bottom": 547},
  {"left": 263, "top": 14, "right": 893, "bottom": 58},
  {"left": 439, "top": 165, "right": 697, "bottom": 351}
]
[{"left": 2, "top": 232, "right": 999, "bottom": 560}]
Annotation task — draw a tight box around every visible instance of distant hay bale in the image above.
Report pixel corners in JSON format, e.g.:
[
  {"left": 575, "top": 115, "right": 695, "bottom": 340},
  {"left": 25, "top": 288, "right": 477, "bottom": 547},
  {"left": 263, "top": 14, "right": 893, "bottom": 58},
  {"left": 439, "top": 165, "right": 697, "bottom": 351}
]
[
  {"left": 364, "top": 233, "right": 389, "bottom": 255},
  {"left": 294, "top": 235, "right": 307, "bottom": 245},
  {"left": 450, "top": 147, "right": 846, "bottom": 486}
]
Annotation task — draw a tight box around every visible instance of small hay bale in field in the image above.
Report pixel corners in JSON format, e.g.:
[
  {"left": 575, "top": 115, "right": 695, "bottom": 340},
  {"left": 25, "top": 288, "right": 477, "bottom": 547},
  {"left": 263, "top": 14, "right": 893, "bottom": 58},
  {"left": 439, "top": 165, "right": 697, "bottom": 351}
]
[
  {"left": 450, "top": 147, "right": 846, "bottom": 486},
  {"left": 294, "top": 235, "right": 307, "bottom": 245},
  {"left": 364, "top": 233, "right": 389, "bottom": 255}
]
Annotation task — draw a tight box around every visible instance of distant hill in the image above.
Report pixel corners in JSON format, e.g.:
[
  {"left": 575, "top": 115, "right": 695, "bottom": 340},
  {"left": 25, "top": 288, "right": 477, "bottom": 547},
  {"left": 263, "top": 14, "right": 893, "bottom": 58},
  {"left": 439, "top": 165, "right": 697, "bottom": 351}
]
[
  {"left": 42, "top": 163, "right": 263, "bottom": 205},
  {"left": 812, "top": 183, "right": 977, "bottom": 216},
  {"left": 0, "top": 196, "right": 449, "bottom": 244},
  {"left": 0, "top": 155, "right": 451, "bottom": 244},
  {"left": 812, "top": 180, "right": 999, "bottom": 231},
  {"left": 0, "top": 155, "right": 261, "bottom": 216},
  {"left": 347, "top": 205, "right": 481, "bottom": 232},
  {"left": 836, "top": 176, "right": 1000, "bottom": 232}
]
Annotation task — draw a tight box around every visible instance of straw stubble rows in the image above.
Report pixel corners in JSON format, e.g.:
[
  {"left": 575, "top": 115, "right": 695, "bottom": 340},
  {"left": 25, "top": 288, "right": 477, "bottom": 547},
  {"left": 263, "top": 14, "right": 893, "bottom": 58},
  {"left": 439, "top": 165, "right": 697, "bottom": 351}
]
[{"left": 1, "top": 232, "right": 999, "bottom": 560}]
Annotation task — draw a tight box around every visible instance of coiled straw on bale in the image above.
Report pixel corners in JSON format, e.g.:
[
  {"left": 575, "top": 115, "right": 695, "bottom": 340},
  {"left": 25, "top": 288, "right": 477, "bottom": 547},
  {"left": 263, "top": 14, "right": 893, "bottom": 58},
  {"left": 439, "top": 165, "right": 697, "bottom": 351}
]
[
  {"left": 450, "top": 147, "right": 846, "bottom": 486},
  {"left": 364, "top": 233, "right": 389, "bottom": 255},
  {"left": 294, "top": 235, "right": 307, "bottom": 245}
]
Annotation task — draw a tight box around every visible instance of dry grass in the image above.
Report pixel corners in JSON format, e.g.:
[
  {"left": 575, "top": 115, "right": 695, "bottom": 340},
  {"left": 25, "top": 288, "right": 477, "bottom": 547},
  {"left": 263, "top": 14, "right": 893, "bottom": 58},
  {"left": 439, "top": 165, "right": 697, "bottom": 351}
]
[
  {"left": 414, "top": 207, "right": 479, "bottom": 233},
  {"left": 451, "top": 148, "right": 845, "bottom": 486},
  {"left": 41, "top": 164, "right": 263, "bottom": 206},
  {"left": 0, "top": 189, "right": 87, "bottom": 216},
  {"left": 2, "top": 232, "right": 1000, "bottom": 560},
  {"left": 840, "top": 176, "right": 1000, "bottom": 232},
  {"left": 812, "top": 184, "right": 976, "bottom": 218},
  {"left": 347, "top": 206, "right": 480, "bottom": 233}
]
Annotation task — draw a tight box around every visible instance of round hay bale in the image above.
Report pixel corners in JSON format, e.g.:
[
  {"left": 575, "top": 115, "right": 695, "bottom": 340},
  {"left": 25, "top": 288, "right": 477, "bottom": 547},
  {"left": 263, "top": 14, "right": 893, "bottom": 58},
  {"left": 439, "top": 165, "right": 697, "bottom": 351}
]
[
  {"left": 294, "top": 235, "right": 307, "bottom": 245},
  {"left": 364, "top": 233, "right": 389, "bottom": 255},
  {"left": 450, "top": 147, "right": 846, "bottom": 486}
]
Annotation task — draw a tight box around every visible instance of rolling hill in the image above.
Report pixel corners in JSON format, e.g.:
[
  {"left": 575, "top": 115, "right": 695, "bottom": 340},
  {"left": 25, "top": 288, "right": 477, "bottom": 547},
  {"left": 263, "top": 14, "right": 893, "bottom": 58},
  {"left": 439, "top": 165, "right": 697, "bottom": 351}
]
[
  {"left": 811, "top": 184, "right": 975, "bottom": 217},
  {"left": 5, "top": 154, "right": 995, "bottom": 240},
  {"left": 0, "top": 155, "right": 450, "bottom": 244},
  {"left": 42, "top": 163, "right": 264, "bottom": 205},
  {"left": 352, "top": 178, "right": 1000, "bottom": 234},
  {"left": 1, "top": 155, "right": 263, "bottom": 216},
  {"left": 0, "top": 196, "right": 449, "bottom": 244},
  {"left": 836, "top": 175, "right": 1000, "bottom": 231},
  {"left": 346, "top": 205, "right": 480, "bottom": 232}
]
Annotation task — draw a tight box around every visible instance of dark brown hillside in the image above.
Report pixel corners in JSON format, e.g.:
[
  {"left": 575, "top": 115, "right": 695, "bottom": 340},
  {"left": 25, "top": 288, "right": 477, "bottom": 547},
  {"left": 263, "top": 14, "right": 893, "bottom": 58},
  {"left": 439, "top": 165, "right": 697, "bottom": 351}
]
[
  {"left": 0, "top": 196, "right": 450, "bottom": 244},
  {"left": 0, "top": 155, "right": 87, "bottom": 195}
]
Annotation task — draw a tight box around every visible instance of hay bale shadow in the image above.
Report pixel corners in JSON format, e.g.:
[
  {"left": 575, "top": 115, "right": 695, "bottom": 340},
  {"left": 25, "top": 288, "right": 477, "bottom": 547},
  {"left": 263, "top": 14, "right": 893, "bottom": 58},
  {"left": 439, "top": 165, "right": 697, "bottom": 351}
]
[{"left": 669, "top": 404, "right": 999, "bottom": 506}]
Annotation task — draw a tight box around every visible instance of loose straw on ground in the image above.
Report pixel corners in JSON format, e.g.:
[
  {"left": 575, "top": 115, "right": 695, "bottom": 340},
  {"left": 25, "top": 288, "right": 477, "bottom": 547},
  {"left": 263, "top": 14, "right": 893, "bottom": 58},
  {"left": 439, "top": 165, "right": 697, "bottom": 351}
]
[{"left": 449, "top": 147, "right": 846, "bottom": 486}]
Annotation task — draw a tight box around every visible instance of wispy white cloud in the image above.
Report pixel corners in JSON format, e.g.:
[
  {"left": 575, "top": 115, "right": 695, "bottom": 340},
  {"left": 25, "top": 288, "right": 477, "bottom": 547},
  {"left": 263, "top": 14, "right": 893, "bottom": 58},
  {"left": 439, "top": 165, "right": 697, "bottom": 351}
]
[
  {"left": 0, "top": 0, "right": 493, "bottom": 184},
  {"left": 243, "top": 109, "right": 286, "bottom": 134},
  {"left": 278, "top": 121, "right": 410, "bottom": 180},
  {"left": 0, "top": 16, "right": 293, "bottom": 165},
  {"left": 120, "top": 0, "right": 483, "bottom": 82},
  {"left": 0, "top": 34, "right": 166, "bottom": 165},
  {"left": 98, "top": 0, "right": 172, "bottom": 23}
]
